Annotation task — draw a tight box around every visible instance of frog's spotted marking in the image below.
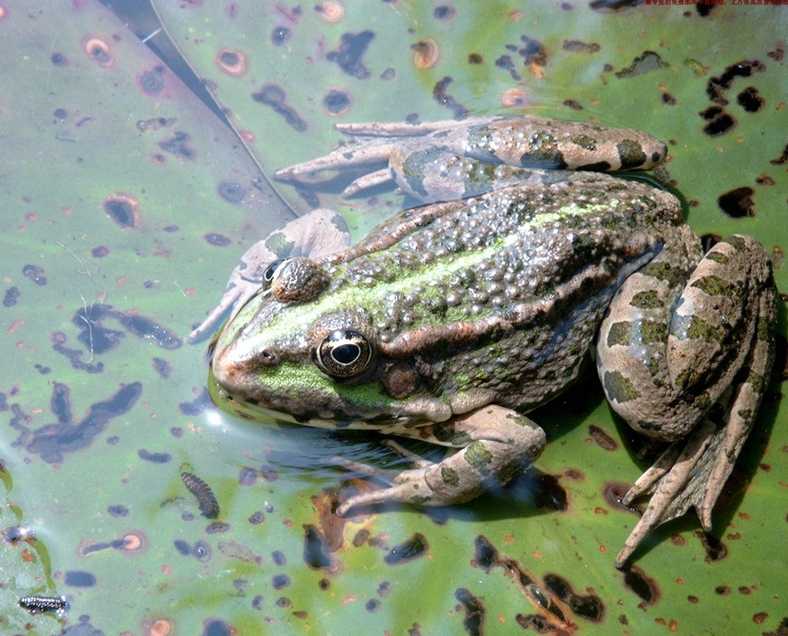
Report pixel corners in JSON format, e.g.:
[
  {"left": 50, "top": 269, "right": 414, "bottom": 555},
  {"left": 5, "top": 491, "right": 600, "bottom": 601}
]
[
  {"left": 607, "top": 321, "right": 631, "bottom": 347},
  {"left": 464, "top": 441, "right": 494, "bottom": 471},
  {"left": 671, "top": 314, "right": 724, "bottom": 342},
  {"left": 441, "top": 466, "right": 460, "bottom": 486},
  {"left": 603, "top": 370, "right": 641, "bottom": 403},
  {"left": 691, "top": 275, "right": 735, "bottom": 299},
  {"left": 571, "top": 135, "right": 598, "bottom": 151},
  {"left": 629, "top": 289, "right": 661, "bottom": 308},
  {"left": 617, "top": 140, "right": 648, "bottom": 169},
  {"left": 264, "top": 232, "right": 295, "bottom": 258}
]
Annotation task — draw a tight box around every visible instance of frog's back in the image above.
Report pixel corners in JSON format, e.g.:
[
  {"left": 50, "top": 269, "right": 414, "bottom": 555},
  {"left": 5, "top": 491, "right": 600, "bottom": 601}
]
[{"left": 316, "top": 172, "right": 682, "bottom": 409}]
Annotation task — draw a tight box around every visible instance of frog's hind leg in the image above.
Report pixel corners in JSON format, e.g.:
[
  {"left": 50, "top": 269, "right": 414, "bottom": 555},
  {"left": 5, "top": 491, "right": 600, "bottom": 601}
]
[
  {"left": 597, "top": 233, "right": 776, "bottom": 567},
  {"left": 334, "top": 405, "right": 546, "bottom": 515}
]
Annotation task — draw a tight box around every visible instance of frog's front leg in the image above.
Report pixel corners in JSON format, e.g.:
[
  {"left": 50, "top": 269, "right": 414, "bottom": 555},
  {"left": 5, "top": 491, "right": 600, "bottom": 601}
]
[
  {"left": 189, "top": 208, "right": 351, "bottom": 341},
  {"left": 335, "top": 405, "right": 546, "bottom": 515},
  {"left": 597, "top": 232, "right": 776, "bottom": 567}
]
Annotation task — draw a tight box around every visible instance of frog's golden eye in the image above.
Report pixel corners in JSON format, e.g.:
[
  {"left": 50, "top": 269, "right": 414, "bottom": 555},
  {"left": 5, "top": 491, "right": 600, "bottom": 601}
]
[{"left": 315, "top": 329, "right": 373, "bottom": 378}]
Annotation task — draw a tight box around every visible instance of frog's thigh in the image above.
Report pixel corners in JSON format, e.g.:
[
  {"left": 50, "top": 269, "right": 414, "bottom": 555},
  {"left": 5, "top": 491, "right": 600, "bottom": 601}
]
[
  {"left": 598, "top": 234, "right": 772, "bottom": 440},
  {"left": 337, "top": 406, "right": 545, "bottom": 513}
]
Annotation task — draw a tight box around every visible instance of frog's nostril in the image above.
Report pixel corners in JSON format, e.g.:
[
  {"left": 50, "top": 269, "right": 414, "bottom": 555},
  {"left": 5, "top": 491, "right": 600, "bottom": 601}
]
[{"left": 257, "top": 348, "right": 279, "bottom": 366}]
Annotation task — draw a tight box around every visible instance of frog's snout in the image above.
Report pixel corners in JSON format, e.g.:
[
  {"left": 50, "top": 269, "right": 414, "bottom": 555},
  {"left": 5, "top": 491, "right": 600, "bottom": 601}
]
[{"left": 211, "top": 339, "right": 265, "bottom": 403}]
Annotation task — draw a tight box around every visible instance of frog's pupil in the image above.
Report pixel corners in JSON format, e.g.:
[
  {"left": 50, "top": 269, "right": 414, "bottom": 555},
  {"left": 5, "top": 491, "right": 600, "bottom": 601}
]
[{"left": 332, "top": 343, "right": 360, "bottom": 365}]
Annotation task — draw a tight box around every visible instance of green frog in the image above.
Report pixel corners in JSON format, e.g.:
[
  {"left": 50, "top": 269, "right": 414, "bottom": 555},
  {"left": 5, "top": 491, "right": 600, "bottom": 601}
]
[{"left": 196, "top": 116, "right": 776, "bottom": 568}]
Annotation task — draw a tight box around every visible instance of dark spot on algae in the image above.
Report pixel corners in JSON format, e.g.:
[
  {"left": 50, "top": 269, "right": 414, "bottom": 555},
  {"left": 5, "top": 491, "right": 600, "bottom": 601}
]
[
  {"left": 770, "top": 144, "right": 788, "bottom": 165},
  {"left": 327, "top": 31, "right": 374, "bottom": 79},
  {"left": 737, "top": 86, "right": 764, "bottom": 112},
  {"left": 64, "top": 570, "right": 96, "bottom": 587},
  {"left": 434, "top": 5, "right": 456, "bottom": 19},
  {"left": 103, "top": 195, "right": 138, "bottom": 228},
  {"left": 468, "top": 53, "right": 483, "bottom": 64},
  {"left": 433, "top": 76, "right": 468, "bottom": 120},
  {"left": 455, "top": 588, "right": 485, "bottom": 636},
  {"left": 543, "top": 573, "right": 604, "bottom": 622},
  {"left": 74, "top": 304, "right": 181, "bottom": 351},
  {"left": 179, "top": 388, "right": 212, "bottom": 416},
  {"left": 472, "top": 535, "right": 498, "bottom": 571},
  {"left": 384, "top": 533, "right": 428, "bottom": 565},
  {"left": 193, "top": 540, "right": 212, "bottom": 562},
  {"left": 622, "top": 565, "right": 659, "bottom": 606},
  {"left": 159, "top": 131, "right": 195, "bottom": 159},
  {"left": 562, "top": 39, "right": 600, "bottom": 53},
  {"left": 604, "top": 370, "right": 640, "bottom": 403},
  {"left": 516, "top": 614, "right": 555, "bottom": 632},
  {"left": 272, "top": 574, "right": 290, "bottom": 589},
  {"left": 204, "top": 233, "right": 231, "bottom": 247},
  {"left": 589, "top": 425, "right": 618, "bottom": 451},
  {"left": 25, "top": 382, "right": 141, "bottom": 463},
  {"left": 472, "top": 535, "right": 588, "bottom": 629},
  {"left": 251, "top": 84, "right": 307, "bottom": 131},
  {"left": 706, "top": 59, "right": 765, "bottom": 105},
  {"left": 138, "top": 449, "right": 171, "bottom": 464},
  {"left": 323, "top": 89, "right": 351, "bottom": 115},
  {"left": 303, "top": 524, "right": 332, "bottom": 569},
  {"left": 217, "top": 180, "right": 246, "bottom": 204},
  {"left": 718, "top": 186, "right": 755, "bottom": 218},
  {"left": 700, "top": 106, "right": 736, "bottom": 136},
  {"left": 139, "top": 66, "right": 165, "bottom": 95},
  {"left": 614, "top": 51, "right": 668, "bottom": 78},
  {"left": 271, "top": 25, "right": 291, "bottom": 45},
  {"left": 202, "top": 619, "right": 233, "bottom": 636},
  {"left": 3, "top": 286, "right": 19, "bottom": 306},
  {"left": 22, "top": 264, "right": 47, "bottom": 286}
]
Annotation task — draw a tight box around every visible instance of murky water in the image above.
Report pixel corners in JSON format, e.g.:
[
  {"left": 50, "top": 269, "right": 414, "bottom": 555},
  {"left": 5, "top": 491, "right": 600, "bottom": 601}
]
[{"left": 1, "top": 1, "right": 785, "bottom": 634}]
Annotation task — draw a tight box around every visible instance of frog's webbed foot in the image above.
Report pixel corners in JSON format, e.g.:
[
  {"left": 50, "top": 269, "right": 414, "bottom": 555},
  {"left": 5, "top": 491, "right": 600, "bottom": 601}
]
[
  {"left": 189, "top": 208, "right": 351, "bottom": 342},
  {"left": 333, "top": 406, "right": 546, "bottom": 516},
  {"left": 615, "top": 285, "right": 776, "bottom": 568}
]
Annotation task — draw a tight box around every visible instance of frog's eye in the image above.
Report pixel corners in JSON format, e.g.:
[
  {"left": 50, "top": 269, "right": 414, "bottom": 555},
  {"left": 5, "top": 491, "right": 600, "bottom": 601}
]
[
  {"left": 262, "top": 259, "right": 285, "bottom": 286},
  {"left": 315, "top": 329, "right": 373, "bottom": 378}
]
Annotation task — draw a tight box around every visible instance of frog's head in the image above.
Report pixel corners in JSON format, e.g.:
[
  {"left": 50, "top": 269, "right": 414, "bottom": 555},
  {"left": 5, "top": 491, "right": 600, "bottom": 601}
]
[{"left": 210, "top": 257, "right": 453, "bottom": 427}]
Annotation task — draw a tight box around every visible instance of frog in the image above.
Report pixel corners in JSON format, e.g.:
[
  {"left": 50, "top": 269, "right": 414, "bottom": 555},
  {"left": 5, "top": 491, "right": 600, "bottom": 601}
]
[{"left": 196, "top": 116, "right": 777, "bottom": 568}]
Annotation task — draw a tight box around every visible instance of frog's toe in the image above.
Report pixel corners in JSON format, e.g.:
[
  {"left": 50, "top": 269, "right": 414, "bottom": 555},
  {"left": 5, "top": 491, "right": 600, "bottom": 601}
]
[
  {"left": 616, "top": 420, "right": 717, "bottom": 568},
  {"left": 189, "top": 286, "right": 242, "bottom": 342},
  {"left": 274, "top": 142, "right": 396, "bottom": 182},
  {"left": 335, "top": 475, "right": 434, "bottom": 516},
  {"left": 341, "top": 167, "right": 395, "bottom": 198}
]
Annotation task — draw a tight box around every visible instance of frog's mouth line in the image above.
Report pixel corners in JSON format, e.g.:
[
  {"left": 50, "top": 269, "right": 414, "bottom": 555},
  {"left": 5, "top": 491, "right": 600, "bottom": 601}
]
[{"left": 208, "top": 370, "right": 428, "bottom": 431}]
